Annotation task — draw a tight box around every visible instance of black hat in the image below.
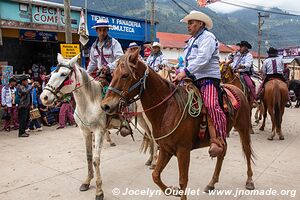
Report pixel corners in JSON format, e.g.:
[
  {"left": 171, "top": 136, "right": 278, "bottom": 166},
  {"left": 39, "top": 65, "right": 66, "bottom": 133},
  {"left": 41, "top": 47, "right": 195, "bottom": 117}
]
[
  {"left": 9, "top": 77, "right": 16, "bottom": 83},
  {"left": 237, "top": 41, "right": 252, "bottom": 49},
  {"left": 267, "top": 47, "right": 278, "bottom": 57},
  {"left": 20, "top": 75, "right": 29, "bottom": 81}
]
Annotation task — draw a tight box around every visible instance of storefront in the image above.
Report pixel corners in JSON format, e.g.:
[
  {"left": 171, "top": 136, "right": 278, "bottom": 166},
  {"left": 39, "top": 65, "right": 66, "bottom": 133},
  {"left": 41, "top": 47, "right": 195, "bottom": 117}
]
[{"left": 0, "top": 0, "right": 81, "bottom": 73}]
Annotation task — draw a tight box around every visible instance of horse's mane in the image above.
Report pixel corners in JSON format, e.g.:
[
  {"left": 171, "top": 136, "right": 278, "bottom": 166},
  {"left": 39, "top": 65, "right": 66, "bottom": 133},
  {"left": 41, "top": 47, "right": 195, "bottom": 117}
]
[
  {"left": 121, "top": 53, "right": 187, "bottom": 113},
  {"left": 76, "top": 63, "right": 102, "bottom": 102}
]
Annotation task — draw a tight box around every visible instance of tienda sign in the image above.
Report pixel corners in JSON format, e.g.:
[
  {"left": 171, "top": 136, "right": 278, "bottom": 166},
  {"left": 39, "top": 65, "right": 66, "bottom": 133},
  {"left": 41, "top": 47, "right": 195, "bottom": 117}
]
[{"left": 32, "top": 5, "right": 78, "bottom": 27}]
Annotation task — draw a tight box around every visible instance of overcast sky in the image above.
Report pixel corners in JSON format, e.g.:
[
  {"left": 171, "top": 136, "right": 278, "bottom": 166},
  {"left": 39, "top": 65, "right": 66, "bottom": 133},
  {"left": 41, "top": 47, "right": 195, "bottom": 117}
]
[{"left": 206, "top": 0, "right": 300, "bottom": 14}]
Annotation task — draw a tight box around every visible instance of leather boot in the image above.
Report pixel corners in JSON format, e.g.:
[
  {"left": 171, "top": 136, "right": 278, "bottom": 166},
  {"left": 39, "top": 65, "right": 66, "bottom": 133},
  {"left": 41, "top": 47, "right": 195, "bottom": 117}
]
[{"left": 207, "top": 115, "right": 224, "bottom": 157}]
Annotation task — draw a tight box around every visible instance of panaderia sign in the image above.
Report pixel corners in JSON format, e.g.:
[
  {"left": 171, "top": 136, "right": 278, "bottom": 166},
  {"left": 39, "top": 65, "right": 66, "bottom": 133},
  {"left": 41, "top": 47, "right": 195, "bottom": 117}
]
[{"left": 87, "top": 11, "right": 153, "bottom": 42}]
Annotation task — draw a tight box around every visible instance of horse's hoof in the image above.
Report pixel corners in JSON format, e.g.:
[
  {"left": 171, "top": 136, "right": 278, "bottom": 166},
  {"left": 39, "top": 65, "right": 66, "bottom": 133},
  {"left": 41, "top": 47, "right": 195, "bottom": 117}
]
[
  {"left": 279, "top": 136, "right": 285, "bottom": 140},
  {"left": 267, "top": 136, "right": 273, "bottom": 141},
  {"left": 204, "top": 185, "right": 215, "bottom": 193},
  {"left": 145, "top": 160, "right": 151, "bottom": 166},
  {"left": 110, "top": 142, "right": 116, "bottom": 147},
  {"left": 95, "top": 194, "right": 104, "bottom": 200},
  {"left": 79, "top": 184, "right": 90, "bottom": 191},
  {"left": 149, "top": 164, "right": 156, "bottom": 170},
  {"left": 246, "top": 182, "right": 255, "bottom": 190}
]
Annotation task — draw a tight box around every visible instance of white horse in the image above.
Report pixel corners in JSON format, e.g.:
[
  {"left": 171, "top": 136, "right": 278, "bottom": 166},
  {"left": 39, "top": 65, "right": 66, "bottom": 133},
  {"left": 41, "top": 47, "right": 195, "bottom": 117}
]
[{"left": 40, "top": 54, "right": 157, "bottom": 200}]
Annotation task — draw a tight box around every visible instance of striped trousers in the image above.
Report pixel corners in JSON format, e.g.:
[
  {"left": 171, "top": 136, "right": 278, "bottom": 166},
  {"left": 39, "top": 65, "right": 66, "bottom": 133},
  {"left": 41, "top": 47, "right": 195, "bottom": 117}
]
[{"left": 196, "top": 79, "right": 227, "bottom": 139}]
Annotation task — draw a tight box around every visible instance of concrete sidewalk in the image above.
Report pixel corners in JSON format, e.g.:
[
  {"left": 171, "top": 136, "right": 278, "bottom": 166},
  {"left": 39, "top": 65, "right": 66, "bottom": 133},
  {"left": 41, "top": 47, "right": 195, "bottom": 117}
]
[{"left": 0, "top": 108, "right": 299, "bottom": 200}]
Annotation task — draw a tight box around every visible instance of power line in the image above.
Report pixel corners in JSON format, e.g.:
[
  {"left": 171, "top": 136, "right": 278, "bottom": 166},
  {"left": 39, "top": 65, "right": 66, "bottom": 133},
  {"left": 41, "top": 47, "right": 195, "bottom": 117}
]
[
  {"left": 219, "top": 0, "right": 300, "bottom": 17},
  {"left": 170, "top": 0, "right": 189, "bottom": 14}
]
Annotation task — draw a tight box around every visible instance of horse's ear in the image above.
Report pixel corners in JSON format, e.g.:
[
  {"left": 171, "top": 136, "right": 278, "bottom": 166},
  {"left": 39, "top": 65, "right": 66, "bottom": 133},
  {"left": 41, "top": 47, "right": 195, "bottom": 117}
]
[
  {"left": 129, "top": 47, "right": 140, "bottom": 65},
  {"left": 69, "top": 54, "right": 80, "bottom": 67},
  {"left": 57, "top": 53, "right": 64, "bottom": 64}
]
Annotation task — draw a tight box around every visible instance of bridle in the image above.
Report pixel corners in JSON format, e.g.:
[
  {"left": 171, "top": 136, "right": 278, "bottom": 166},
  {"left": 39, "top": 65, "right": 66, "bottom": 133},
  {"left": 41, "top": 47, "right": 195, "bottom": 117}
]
[
  {"left": 107, "top": 65, "right": 150, "bottom": 105},
  {"left": 44, "top": 63, "right": 79, "bottom": 100}
]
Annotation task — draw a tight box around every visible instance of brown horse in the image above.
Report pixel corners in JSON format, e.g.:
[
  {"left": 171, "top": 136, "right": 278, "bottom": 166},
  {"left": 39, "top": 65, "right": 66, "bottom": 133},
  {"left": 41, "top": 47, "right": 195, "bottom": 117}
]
[
  {"left": 220, "top": 64, "right": 262, "bottom": 131},
  {"left": 259, "top": 79, "right": 289, "bottom": 140},
  {"left": 101, "top": 51, "right": 255, "bottom": 200}
]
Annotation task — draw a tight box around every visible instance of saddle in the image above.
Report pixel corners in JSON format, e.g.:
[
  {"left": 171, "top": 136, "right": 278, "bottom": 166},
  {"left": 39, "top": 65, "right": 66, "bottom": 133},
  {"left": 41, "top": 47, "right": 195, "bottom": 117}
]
[{"left": 182, "top": 79, "right": 240, "bottom": 141}]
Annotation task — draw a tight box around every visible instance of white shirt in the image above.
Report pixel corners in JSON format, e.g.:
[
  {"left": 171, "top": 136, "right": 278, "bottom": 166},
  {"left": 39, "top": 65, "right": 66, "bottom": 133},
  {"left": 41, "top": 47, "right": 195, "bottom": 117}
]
[
  {"left": 87, "top": 37, "right": 124, "bottom": 74},
  {"left": 183, "top": 29, "right": 220, "bottom": 80},
  {"left": 232, "top": 51, "right": 253, "bottom": 73},
  {"left": 146, "top": 52, "right": 168, "bottom": 72},
  {"left": 262, "top": 56, "right": 284, "bottom": 75}
]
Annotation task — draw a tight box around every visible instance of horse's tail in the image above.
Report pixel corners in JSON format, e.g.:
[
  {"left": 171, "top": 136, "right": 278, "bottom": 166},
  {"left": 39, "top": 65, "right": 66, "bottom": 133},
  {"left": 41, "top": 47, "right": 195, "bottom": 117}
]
[
  {"left": 239, "top": 124, "right": 256, "bottom": 164},
  {"left": 273, "top": 80, "right": 281, "bottom": 130}
]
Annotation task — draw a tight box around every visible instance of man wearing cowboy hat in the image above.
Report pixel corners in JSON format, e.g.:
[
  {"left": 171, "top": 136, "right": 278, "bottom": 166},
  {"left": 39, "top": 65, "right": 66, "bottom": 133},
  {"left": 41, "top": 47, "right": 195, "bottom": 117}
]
[
  {"left": 173, "top": 10, "right": 226, "bottom": 157},
  {"left": 257, "top": 47, "right": 286, "bottom": 100},
  {"left": 87, "top": 18, "right": 123, "bottom": 76},
  {"left": 127, "top": 42, "right": 144, "bottom": 60},
  {"left": 228, "top": 41, "right": 257, "bottom": 105},
  {"left": 146, "top": 42, "right": 168, "bottom": 72}
]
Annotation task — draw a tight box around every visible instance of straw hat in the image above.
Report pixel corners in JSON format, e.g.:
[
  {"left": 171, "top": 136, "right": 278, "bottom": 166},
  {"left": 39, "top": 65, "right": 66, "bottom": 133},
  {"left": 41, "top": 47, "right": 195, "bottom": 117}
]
[
  {"left": 92, "top": 18, "right": 113, "bottom": 29},
  {"left": 128, "top": 42, "right": 139, "bottom": 49},
  {"left": 180, "top": 10, "right": 213, "bottom": 30},
  {"left": 152, "top": 42, "right": 162, "bottom": 49}
]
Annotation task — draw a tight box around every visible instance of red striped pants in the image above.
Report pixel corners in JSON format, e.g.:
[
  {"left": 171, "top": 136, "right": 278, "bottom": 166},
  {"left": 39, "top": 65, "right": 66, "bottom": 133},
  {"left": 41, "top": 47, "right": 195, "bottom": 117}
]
[{"left": 197, "top": 79, "right": 227, "bottom": 139}]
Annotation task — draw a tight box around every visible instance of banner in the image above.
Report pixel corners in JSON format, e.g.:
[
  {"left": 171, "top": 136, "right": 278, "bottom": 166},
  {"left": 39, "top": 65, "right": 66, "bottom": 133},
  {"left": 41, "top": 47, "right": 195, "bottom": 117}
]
[
  {"left": 20, "top": 30, "right": 58, "bottom": 42},
  {"left": 60, "top": 44, "right": 80, "bottom": 59},
  {"left": 1, "top": 66, "right": 13, "bottom": 86},
  {"left": 278, "top": 47, "right": 300, "bottom": 57},
  {"left": 78, "top": 10, "right": 89, "bottom": 46}
]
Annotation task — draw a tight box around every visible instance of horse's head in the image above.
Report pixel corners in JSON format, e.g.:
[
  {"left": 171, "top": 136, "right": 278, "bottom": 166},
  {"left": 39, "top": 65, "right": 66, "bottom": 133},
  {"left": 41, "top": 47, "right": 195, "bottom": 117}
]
[
  {"left": 40, "top": 53, "right": 79, "bottom": 106},
  {"left": 101, "top": 49, "right": 147, "bottom": 114},
  {"left": 220, "top": 64, "right": 235, "bottom": 82}
]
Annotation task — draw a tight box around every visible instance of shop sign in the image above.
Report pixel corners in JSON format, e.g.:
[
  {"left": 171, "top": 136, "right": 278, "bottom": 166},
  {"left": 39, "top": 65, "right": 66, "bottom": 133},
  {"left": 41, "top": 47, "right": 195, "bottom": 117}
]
[
  {"left": 1, "top": 66, "right": 14, "bottom": 86},
  {"left": 32, "top": 5, "right": 79, "bottom": 28},
  {"left": 87, "top": 12, "right": 150, "bottom": 41},
  {"left": 60, "top": 44, "right": 81, "bottom": 59},
  {"left": 20, "top": 30, "right": 58, "bottom": 42}
]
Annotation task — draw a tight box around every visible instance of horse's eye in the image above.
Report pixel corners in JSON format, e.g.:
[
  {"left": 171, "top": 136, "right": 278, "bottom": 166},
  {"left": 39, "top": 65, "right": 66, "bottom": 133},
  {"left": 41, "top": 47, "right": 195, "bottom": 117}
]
[
  {"left": 61, "top": 73, "right": 67, "bottom": 77},
  {"left": 122, "top": 74, "right": 129, "bottom": 79}
]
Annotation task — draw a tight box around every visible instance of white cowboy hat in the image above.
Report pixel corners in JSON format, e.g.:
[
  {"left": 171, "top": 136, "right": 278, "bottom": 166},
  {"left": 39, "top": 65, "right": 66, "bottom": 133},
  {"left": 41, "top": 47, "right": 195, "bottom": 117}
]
[
  {"left": 92, "top": 18, "right": 113, "bottom": 29},
  {"left": 180, "top": 10, "right": 213, "bottom": 30},
  {"left": 128, "top": 42, "right": 139, "bottom": 49},
  {"left": 152, "top": 42, "right": 162, "bottom": 49}
]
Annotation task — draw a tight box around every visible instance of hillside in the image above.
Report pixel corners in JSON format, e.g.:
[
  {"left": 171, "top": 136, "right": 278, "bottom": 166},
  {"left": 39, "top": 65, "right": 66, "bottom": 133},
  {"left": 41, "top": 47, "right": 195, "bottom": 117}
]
[{"left": 47, "top": 0, "right": 300, "bottom": 51}]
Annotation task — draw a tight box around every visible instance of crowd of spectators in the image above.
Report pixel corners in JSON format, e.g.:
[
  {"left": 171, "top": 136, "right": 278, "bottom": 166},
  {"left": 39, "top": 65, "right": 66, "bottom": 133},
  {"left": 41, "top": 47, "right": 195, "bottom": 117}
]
[{"left": 0, "top": 64, "right": 76, "bottom": 137}]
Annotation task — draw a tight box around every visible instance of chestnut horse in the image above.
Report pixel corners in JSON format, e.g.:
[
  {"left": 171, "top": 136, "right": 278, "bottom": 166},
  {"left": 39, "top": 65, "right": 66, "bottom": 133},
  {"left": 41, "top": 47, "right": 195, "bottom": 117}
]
[
  {"left": 259, "top": 79, "right": 289, "bottom": 140},
  {"left": 101, "top": 51, "right": 255, "bottom": 200},
  {"left": 220, "top": 64, "right": 263, "bottom": 128}
]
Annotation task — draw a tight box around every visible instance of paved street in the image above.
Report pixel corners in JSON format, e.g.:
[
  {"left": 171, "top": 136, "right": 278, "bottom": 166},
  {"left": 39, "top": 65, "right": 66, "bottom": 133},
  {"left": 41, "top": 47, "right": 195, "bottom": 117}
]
[{"left": 0, "top": 108, "right": 299, "bottom": 200}]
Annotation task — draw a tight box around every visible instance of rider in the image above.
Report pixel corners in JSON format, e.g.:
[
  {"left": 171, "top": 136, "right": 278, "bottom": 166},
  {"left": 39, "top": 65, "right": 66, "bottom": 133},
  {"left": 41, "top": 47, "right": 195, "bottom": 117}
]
[
  {"left": 173, "top": 10, "right": 226, "bottom": 157},
  {"left": 146, "top": 42, "right": 168, "bottom": 72},
  {"left": 87, "top": 18, "right": 124, "bottom": 79},
  {"left": 228, "top": 41, "right": 257, "bottom": 106},
  {"left": 257, "top": 47, "right": 286, "bottom": 101},
  {"left": 127, "top": 42, "right": 143, "bottom": 60},
  {"left": 87, "top": 18, "right": 132, "bottom": 136}
]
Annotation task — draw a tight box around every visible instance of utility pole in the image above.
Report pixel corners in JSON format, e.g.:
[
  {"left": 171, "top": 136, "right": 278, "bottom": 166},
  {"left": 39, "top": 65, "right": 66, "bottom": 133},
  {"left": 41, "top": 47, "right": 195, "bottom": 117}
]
[
  {"left": 258, "top": 12, "right": 269, "bottom": 70},
  {"left": 64, "top": 0, "right": 72, "bottom": 43},
  {"left": 150, "top": 0, "right": 155, "bottom": 42}
]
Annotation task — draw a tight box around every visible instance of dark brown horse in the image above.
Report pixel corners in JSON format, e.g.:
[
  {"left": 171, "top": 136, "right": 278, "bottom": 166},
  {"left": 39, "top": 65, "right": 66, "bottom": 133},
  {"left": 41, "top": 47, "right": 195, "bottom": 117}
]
[
  {"left": 101, "top": 51, "right": 255, "bottom": 200},
  {"left": 259, "top": 79, "right": 289, "bottom": 140}
]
